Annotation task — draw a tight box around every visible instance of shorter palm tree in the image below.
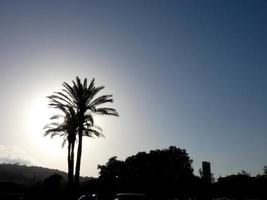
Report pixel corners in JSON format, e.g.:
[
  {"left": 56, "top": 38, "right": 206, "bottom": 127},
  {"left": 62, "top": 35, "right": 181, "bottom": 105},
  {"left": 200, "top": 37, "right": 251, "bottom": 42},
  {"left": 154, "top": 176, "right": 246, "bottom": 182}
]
[
  {"left": 44, "top": 103, "right": 104, "bottom": 187},
  {"left": 44, "top": 105, "right": 78, "bottom": 187}
]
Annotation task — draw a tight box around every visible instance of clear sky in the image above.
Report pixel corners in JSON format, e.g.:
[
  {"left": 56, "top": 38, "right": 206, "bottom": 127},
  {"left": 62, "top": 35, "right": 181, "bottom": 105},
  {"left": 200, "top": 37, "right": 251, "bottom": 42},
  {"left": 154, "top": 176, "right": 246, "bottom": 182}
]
[{"left": 0, "top": 0, "right": 267, "bottom": 178}]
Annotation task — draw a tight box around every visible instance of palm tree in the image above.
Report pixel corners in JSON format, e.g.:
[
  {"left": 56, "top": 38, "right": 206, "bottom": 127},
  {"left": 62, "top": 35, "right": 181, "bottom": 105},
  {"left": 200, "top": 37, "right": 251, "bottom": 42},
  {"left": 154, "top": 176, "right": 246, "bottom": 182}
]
[
  {"left": 47, "top": 77, "right": 119, "bottom": 186},
  {"left": 44, "top": 105, "right": 78, "bottom": 187}
]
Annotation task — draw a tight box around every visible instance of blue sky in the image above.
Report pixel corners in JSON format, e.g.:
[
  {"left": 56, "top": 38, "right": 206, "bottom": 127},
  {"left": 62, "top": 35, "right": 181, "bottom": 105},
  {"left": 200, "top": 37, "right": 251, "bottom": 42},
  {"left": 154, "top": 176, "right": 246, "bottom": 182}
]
[{"left": 0, "top": 0, "right": 267, "bottom": 177}]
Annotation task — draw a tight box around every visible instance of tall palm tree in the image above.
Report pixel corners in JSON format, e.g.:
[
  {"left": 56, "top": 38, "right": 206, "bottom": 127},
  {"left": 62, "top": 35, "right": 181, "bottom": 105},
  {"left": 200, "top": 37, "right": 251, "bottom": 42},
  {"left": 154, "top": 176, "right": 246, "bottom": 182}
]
[
  {"left": 47, "top": 77, "right": 119, "bottom": 186},
  {"left": 44, "top": 105, "right": 78, "bottom": 187}
]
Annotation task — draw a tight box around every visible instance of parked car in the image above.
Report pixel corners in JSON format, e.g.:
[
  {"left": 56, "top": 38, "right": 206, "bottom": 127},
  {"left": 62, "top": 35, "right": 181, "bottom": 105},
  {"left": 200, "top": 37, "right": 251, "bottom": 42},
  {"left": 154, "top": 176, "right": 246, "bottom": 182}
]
[
  {"left": 114, "top": 193, "right": 147, "bottom": 200},
  {"left": 78, "top": 194, "right": 95, "bottom": 200}
]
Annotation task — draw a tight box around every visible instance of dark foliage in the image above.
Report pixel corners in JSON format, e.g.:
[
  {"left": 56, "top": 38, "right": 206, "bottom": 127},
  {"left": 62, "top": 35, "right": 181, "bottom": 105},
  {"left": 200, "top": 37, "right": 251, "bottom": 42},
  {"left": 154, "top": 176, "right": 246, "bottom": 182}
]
[
  {"left": 0, "top": 156, "right": 266, "bottom": 200},
  {"left": 97, "top": 148, "right": 267, "bottom": 200},
  {"left": 98, "top": 146, "right": 195, "bottom": 200},
  {"left": 215, "top": 173, "right": 267, "bottom": 199}
]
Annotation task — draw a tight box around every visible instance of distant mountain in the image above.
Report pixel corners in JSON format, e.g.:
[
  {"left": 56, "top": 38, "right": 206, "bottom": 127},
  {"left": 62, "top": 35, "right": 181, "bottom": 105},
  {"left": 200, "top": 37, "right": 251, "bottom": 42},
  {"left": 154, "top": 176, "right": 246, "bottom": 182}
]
[{"left": 0, "top": 163, "right": 67, "bottom": 183}]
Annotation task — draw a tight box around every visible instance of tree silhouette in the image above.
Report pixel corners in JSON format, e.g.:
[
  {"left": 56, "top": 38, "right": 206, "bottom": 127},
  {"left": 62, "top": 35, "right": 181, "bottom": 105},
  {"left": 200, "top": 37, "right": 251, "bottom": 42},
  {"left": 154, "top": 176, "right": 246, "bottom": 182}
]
[
  {"left": 46, "top": 77, "right": 118, "bottom": 187},
  {"left": 263, "top": 166, "right": 267, "bottom": 176},
  {"left": 98, "top": 146, "right": 194, "bottom": 199},
  {"left": 44, "top": 105, "right": 78, "bottom": 187},
  {"left": 43, "top": 173, "right": 64, "bottom": 200}
]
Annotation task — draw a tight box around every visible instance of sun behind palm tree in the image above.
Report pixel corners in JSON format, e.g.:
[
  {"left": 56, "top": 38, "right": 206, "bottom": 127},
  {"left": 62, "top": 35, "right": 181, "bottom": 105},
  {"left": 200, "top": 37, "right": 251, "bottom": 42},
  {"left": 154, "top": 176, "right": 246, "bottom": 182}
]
[{"left": 45, "top": 77, "right": 119, "bottom": 187}]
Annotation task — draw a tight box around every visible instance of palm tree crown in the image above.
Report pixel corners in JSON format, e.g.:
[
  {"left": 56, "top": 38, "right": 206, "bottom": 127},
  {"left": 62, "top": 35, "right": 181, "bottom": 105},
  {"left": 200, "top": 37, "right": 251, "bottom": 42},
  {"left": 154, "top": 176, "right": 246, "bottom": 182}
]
[
  {"left": 45, "top": 77, "right": 118, "bottom": 187},
  {"left": 44, "top": 105, "right": 77, "bottom": 147}
]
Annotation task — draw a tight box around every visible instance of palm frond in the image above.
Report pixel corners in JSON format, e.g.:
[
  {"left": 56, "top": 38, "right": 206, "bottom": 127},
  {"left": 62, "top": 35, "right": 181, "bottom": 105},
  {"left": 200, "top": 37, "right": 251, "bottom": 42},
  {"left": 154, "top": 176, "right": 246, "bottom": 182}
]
[
  {"left": 48, "top": 97, "right": 68, "bottom": 109},
  {"left": 50, "top": 115, "right": 63, "bottom": 120},
  {"left": 53, "top": 92, "right": 76, "bottom": 107},
  {"left": 88, "top": 78, "right": 95, "bottom": 91},
  {"left": 47, "top": 122, "right": 62, "bottom": 127},
  {"left": 51, "top": 132, "right": 61, "bottom": 138},
  {"left": 87, "top": 86, "right": 105, "bottom": 104},
  {"left": 44, "top": 126, "right": 65, "bottom": 134},
  {"left": 93, "top": 125, "right": 103, "bottom": 132},
  {"left": 48, "top": 94, "right": 70, "bottom": 106},
  {"left": 89, "top": 95, "right": 113, "bottom": 108},
  {"left": 83, "top": 127, "right": 104, "bottom": 138},
  {"left": 62, "top": 82, "right": 78, "bottom": 102},
  {"left": 94, "top": 107, "right": 119, "bottom": 116},
  {"left": 62, "top": 138, "right": 67, "bottom": 148},
  {"left": 84, "top": 114, "right": 94, "bottom": 126},
  {"left": 83, "top": 78, "right": 87, "bottom": 89}
]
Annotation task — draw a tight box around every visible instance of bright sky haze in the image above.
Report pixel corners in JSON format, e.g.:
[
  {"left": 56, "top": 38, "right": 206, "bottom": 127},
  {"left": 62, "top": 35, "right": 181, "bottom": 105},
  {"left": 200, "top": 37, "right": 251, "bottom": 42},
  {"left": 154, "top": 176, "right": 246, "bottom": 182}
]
[{"left": 0, "top": 0, "right": 267, "bottom": 178}]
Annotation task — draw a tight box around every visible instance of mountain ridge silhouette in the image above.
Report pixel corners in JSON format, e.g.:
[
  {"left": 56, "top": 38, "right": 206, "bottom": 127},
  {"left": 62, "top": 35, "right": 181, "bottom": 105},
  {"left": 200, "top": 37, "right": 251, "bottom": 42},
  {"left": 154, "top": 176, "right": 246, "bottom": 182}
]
[{"left": 0, "top": 163, "right": 94, "bottom": 184}]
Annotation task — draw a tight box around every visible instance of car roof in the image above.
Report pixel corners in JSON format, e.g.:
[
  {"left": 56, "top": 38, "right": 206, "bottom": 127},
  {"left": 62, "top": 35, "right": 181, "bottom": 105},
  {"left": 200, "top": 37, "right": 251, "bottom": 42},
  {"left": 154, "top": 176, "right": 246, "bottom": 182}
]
[{"left": 116, "top": 193, "right": 146, "bottom": 196}]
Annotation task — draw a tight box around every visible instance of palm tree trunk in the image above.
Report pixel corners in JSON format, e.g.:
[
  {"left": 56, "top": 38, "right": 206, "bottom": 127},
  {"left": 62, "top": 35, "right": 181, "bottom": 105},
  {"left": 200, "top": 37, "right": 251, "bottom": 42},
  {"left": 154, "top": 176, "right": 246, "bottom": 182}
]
[
  {"left": 68, "top": 142, "right": 74, "bottom": 187},
  {"left": 75, "top": 132, "right": 83, "bottom": 186},
  {"left": 69, "top": 142, "right": 75, "bottom": 200},
  {"left": 70, "top": 142, "right": 75, "bottom": 182}
]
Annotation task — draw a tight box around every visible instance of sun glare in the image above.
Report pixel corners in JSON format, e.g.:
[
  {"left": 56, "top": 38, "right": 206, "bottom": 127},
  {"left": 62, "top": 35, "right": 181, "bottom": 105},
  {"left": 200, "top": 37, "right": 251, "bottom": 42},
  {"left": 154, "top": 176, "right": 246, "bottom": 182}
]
[{"left": 25, "top": 97, "right": 65, "bottom": 156}]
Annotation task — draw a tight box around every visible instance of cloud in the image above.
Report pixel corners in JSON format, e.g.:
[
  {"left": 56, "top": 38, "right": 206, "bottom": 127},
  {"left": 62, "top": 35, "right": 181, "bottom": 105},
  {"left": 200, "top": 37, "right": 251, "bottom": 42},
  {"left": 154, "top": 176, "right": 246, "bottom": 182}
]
[{"left": 0, "top": 144, "right": 40, "bottom": 166}]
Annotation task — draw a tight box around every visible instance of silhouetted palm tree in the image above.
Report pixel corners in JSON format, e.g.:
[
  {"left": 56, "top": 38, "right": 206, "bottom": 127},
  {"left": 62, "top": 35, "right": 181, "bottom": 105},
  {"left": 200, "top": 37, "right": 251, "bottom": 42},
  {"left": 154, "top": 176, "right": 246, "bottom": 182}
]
[
  {"left": 44, "top": 105, "right": 78, "bottom": 187},
  {"left": 47, "top": 77, "right": 119, "bottom": 186}
]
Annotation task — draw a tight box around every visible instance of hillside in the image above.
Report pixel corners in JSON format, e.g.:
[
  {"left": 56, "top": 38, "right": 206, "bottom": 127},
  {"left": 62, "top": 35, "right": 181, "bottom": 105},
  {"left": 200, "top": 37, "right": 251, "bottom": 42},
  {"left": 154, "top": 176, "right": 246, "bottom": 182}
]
[{"left": 0, "top": 163, "right": 67, "bottom": 183}]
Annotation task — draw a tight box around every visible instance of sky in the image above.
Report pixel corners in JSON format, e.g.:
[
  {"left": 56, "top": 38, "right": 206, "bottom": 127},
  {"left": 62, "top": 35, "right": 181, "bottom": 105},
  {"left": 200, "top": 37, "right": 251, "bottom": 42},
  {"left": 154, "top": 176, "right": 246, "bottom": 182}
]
[{"left": 0, "top": 0, "right": 267, "bottom": 178}]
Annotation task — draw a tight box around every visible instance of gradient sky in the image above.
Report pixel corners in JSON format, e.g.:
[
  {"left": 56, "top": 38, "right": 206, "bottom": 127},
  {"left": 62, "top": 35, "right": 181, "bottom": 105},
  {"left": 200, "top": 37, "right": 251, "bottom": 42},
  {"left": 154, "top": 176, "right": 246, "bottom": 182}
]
[{"left": 0, "top": 0, "right": 267, "bottom": 178}]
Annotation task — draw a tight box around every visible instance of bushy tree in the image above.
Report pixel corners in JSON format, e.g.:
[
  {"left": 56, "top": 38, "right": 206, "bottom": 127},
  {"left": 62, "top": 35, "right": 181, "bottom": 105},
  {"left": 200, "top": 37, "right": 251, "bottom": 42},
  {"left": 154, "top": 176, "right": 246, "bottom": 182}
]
[
  {"left": 98, "top": 146, "right": 194, "bottom": 199},
  {"left": 263, "top": 166, "right": 267, "bottom": 176}
]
